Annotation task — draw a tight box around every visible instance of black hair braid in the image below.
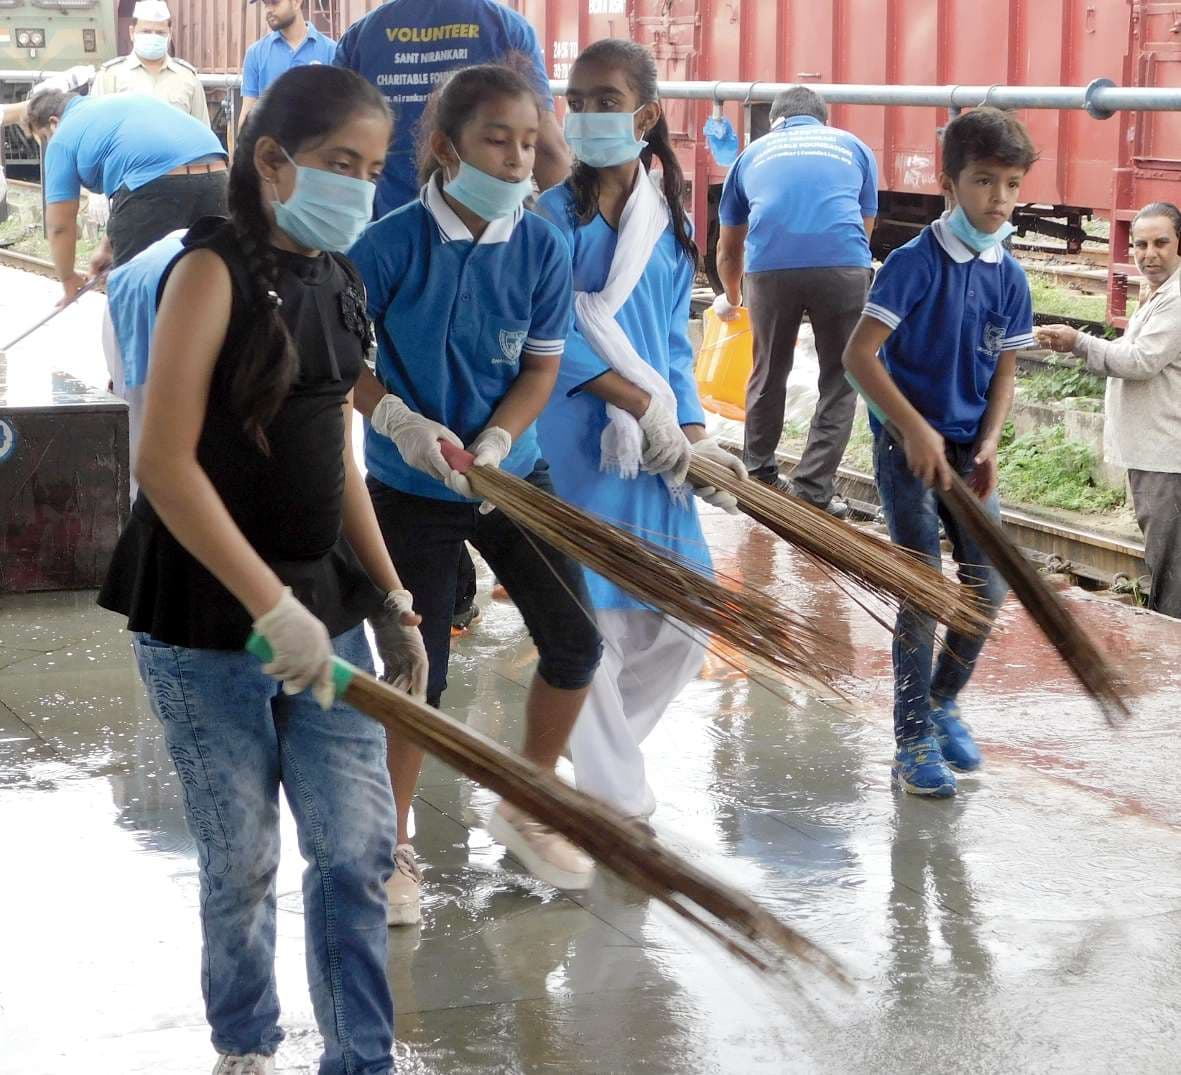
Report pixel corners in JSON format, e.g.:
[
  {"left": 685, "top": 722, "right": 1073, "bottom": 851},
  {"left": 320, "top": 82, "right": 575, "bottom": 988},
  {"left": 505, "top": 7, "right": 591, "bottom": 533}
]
[
  {"left": 641, "top": 116, "right": 699, "bottom": 266},
  {"left": 227, "top": 133, "right": 298, "bottom": 454},
  {"left": 218, "top": 64, "right": 389, "bottom": 452}
]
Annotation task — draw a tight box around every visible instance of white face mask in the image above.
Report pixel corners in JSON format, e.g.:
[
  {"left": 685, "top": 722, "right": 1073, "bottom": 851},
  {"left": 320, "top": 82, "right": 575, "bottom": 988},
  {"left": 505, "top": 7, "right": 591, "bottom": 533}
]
[{"left": 134, "top": 32, "right": 169, "bottom": 61}]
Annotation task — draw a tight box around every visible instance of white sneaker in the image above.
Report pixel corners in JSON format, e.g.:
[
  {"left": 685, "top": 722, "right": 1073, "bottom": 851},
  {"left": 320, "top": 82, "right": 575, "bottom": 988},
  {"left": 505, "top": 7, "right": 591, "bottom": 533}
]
[
  {"left": 487, "top": 801, "right": 595, "bottom": 890},
  {"left": 211, "top": 1054, "right": 274, "bottom": 1075},
  {"left": 386, "top": 843, "right": 422, "bottom": 926}
]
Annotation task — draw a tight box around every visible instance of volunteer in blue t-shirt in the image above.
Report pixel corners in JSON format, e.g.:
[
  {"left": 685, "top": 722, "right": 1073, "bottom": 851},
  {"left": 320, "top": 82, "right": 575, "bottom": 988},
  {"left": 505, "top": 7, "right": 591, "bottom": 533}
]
[
  {"left": 26, "top": 90, "right": 226, "bottom": 303},
  {"left": 237, "top": 0, "right": 336, "bottom": 132},
  {"left": 716, "top": 85, "right": 878, "bottom": 517},
  {"left": 334, "top": 0, "right": 569, "bottom": 216}
]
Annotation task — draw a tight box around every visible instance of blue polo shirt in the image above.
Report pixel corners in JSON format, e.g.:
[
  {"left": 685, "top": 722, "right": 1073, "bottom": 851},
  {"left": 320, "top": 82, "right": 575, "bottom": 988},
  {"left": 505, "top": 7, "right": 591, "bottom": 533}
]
[
  {"left": 106, "top": 229, "right": 188, "bottom": 388},
  {"left": 349, "top": 178, "right": 572, "bottom": 501},
  {"left": 864, "top": 216, "right": 1035, "bottom": 443},
  {"left": 241, "top": 24, "right": 337, "bottom": 98},
  {"left": 335, "top": 0, "right": 554, "bottom": 217},
  {"left": 43, "top": 95, "right": 225, "bottom": 204},
  {"left": 718, "top": 115, "right": 878, "bottom": 272}
]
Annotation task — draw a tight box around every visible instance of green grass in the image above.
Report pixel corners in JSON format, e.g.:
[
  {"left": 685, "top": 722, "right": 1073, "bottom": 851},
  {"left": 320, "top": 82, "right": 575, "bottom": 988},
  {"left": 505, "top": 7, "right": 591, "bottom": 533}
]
[
  {"left": 1018, "top": 358, "right": 1105, "bottom": 403},
  {"left": 995, "top": 423, "right": 1124, "bottom": 512},
  {"left": 1028, "top": 272, "right": 1137, "bottom": 324}
]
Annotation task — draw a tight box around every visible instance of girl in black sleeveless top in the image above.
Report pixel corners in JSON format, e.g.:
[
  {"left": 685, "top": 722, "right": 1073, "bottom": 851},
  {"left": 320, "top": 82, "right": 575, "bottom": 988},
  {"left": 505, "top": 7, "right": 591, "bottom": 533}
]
[{"left": 97, "top": 67, "right": 424, "bottom": 1075}]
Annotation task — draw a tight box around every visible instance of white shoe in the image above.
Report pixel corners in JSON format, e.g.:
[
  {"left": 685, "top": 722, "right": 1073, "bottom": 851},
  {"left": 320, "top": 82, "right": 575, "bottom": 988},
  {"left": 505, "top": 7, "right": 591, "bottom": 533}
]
[
  {"left": 212, "top": 1054, "right": 274, "bottom": 1075},
  {"left": 487, "top": 801, "right": 595, "bottom": 891},
  {"left": 386, "top": 843, "right": 422, "bottom": 926}
]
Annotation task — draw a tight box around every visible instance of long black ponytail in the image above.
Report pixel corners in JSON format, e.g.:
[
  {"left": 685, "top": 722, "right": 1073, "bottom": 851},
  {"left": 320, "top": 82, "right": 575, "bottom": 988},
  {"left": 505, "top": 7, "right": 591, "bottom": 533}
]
[
  {"left": 567, "top": 39, "right": 699, "bottom": 266},
  {"left": 228, "top": 65, "right": 389, "bottom": 451}
]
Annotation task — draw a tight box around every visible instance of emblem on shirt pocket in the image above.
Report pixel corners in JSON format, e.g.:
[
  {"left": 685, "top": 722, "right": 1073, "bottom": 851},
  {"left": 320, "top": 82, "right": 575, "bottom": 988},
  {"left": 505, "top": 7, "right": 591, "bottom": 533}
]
[
  {"left": 979, "top": 312, "right": 1009, "bottom": 358},
  {"left": 495, "top": 329, "right": 527, "bottom": 367}
]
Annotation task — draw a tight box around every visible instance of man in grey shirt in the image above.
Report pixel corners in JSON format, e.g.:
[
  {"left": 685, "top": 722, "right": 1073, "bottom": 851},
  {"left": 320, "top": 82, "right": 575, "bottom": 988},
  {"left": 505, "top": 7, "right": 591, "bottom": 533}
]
[{"left": 1039, "top": 202, "right": 1181, "bottom": 618}]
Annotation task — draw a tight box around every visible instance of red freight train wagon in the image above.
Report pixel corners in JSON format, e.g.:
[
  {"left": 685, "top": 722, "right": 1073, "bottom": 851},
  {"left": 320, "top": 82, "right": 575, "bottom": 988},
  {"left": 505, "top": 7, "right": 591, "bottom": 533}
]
[
  {"left": 167, "top": 0, "right": 1181, "bottom": 318},
  {"left": 506, "top": 0, "right": 1181, "bottom": 320}
]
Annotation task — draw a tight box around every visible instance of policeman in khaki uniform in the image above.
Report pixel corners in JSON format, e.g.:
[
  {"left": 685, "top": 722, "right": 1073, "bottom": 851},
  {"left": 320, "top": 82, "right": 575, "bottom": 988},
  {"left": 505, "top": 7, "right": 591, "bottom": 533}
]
[{"left": 91, "top": 0, "right": 210, "bottom": 125}]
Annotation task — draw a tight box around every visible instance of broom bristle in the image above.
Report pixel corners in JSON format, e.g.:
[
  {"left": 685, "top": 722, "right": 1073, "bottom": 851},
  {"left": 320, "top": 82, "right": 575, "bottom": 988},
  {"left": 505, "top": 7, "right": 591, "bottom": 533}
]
[
  {"left": 345, "top": 671, "right": 848, "bottom": 984},
  {"left": 687, "top": 457, "right": 991, "bottom": 637},
  {"left": 939, "top": 471, "right": 1132, "bottom": 724},
  {"left": 463, "top": 463, "right": 852, "bottom": 692}
]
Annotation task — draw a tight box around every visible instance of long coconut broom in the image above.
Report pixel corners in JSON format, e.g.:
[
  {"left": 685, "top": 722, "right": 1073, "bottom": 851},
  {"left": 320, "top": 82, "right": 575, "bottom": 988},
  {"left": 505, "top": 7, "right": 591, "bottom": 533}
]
[
  {"left": 439, "top": 443, "right": 851, "bottom": 692},
  {"left": 847, "top": 380, "right": 1131, "bottom": 725},
  {"left": 246, "top": 634, "right": 848, "bottom": 984},
  {"left": 687, "top": 456, "right": 991, "bottom": 637}
]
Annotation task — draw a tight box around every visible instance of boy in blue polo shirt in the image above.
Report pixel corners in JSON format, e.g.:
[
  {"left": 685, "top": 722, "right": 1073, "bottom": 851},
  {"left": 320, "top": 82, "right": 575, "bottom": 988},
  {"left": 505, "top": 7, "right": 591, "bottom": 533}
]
[
  {"left": 843, "top": 107, "right": 1037, "bottom": 798},
  {"left": 238, "top": 0, "right": 335, "bottom": 132}
]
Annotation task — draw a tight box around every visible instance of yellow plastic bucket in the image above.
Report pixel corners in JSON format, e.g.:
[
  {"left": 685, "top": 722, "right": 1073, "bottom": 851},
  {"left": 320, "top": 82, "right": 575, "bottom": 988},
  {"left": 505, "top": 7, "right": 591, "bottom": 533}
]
[{"left": 695, "top": 307, "right": 753, "bottom": 421}]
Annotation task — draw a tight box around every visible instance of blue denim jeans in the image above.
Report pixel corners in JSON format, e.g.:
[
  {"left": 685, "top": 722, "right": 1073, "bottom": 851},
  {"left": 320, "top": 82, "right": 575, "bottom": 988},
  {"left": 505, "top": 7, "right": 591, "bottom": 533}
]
[
  {"left": 133, "top": 624, "right": 395, "bottom": 1074},
  {"left": 873, "top": 430, "right": 1008, "bottom": 744}
]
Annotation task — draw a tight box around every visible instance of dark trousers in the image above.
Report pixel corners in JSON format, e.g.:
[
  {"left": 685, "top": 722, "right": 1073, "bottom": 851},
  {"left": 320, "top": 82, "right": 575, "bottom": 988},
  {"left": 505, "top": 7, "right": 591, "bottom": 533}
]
[
  {"left": 743, "top": 266, "right": 872, "bottom": 504},
  {"left": 367, "top": 463, "right": 602, "bottom": 706},
  {"left": 874, "top": 431, "right": 1008, "bottom": 743},
  {"left": 108, "top": 170, "right": 229, "bottom": 267},
  {"left": 1128, "top": 469, "right": 1181, "bottom": 618}
]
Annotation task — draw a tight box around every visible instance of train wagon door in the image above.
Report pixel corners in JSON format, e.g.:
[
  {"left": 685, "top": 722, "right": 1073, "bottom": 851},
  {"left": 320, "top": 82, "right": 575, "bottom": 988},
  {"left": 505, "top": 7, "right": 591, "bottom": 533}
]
[{"left": 1109, "top": 1, "right": 1181, "bottom": 323}]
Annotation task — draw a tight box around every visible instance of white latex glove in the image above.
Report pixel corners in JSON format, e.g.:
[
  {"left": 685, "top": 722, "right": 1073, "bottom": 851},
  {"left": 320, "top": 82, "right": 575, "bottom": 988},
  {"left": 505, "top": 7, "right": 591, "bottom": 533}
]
[
  {"left": 252, "top": 588, "right": 335, "bottom": 709},
  {"left": 638, "top": 399, "right": 692, "bottom": 484},
  {"left": 371, "top": 394, "right": 463, "bottom": 485},
  {"left": 688, "top": 436, "right": 748, "bottom": 514},
  {"left": 32, "top": 65, "right": 96, "bottom": 97},
  {"left": 446, "top": 425, "right": 512, "bottom": 509},
  {"left": 370, "top": 589, "right": 429, "bottom": 699},
  {"left": 711, "top": 292, "right": 742, "bottom": 322}
]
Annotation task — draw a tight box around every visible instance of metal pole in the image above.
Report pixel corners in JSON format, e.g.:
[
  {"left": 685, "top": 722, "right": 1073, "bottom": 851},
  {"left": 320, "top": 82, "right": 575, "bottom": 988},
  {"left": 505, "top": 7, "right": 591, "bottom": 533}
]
[{"left": 4, "top": 70, "right": 1181, "bottom": 114}]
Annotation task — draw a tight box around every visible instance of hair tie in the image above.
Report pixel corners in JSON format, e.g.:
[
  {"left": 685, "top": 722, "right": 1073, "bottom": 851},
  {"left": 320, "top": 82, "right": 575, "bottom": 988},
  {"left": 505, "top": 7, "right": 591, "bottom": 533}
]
[{"left": 266, "top": 289, "right": 284, "bottom": 309}]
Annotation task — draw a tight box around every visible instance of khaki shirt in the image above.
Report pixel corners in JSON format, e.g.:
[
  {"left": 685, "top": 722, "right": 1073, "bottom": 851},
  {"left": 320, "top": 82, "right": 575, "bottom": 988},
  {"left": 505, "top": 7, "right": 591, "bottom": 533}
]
[{"left": 91, "top": 54, "right": 210, "bottom": 126}]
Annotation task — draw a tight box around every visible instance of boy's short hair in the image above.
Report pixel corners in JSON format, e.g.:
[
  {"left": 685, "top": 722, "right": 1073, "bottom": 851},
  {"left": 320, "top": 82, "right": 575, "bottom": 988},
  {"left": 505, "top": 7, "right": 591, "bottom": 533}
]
[
  {"left": 770, "top": 85, "right": 828, "bottom": 125},
  {"left": 941, "top": 107, "right": 1037, "bottom": 179}
]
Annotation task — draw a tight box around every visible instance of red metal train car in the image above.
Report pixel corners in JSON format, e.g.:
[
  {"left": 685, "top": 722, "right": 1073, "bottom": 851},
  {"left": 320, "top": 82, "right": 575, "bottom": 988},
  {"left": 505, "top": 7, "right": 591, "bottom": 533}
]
[{"left": 166, "top": 0, "right": 1181, "bottom": 319}]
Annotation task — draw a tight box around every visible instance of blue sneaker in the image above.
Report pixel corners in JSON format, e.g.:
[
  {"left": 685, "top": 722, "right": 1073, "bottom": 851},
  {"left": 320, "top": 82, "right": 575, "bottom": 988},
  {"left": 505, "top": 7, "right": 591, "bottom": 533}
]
[
  {"left": 930, "top": 699, "right": 982, "bottom": 772},
  {"left": 892, "top": 736, "right": 957, "bottom": 797}
]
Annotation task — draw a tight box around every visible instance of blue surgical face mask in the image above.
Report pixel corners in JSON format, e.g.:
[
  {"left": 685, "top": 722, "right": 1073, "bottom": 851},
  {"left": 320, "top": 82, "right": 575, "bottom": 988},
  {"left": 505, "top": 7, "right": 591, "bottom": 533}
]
[
  {"left": 564, "top": 108, "right": 648, "bottom": 167},
  {"left": 270, "top": 149, "right": 376, "bottom": 253},
  {"left": 442, "top": 155, "right": 533, "bottom": 222},
  {"left": 946, "top": 204, "right": 1015, "bottom": 254},
  {"left": 133, "top": 32, "right": 168, "bottom": 61}
]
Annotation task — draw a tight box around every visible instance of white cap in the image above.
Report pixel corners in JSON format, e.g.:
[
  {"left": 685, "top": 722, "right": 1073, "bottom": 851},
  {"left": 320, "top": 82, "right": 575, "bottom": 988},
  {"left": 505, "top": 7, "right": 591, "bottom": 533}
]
[{"left": 132, "top": 0, "right": 171, "bottom": 21}]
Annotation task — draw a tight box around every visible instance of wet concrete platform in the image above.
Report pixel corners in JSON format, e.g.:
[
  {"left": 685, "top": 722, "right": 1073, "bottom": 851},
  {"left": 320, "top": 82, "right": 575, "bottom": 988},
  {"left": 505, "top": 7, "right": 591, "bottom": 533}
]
[{"left": 2, "top": 513, "right": 1180, "bottom": 1073}]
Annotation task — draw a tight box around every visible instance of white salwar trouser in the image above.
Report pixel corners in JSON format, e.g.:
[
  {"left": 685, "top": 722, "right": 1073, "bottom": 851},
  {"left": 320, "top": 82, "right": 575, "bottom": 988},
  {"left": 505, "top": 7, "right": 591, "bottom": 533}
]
[
  {"left": 101, "top": 306, "right": 145, "bottom": 498},
  {"left": 569, "top": 609, "right": 706, "bottom": 817}
]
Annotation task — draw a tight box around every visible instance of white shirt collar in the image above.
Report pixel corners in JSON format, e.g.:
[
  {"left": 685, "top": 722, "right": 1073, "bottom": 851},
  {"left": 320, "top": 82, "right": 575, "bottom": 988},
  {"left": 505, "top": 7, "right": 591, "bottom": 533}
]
[
  {"left": 421, "top": 174, "right": 521, "bottom": 244},
  {"left": 931, "top": 210, "right": 1003, "bottom": 264}
]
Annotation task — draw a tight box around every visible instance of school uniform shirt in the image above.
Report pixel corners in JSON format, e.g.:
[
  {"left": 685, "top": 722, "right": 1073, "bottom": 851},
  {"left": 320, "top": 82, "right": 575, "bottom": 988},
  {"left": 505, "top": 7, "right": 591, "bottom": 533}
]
[
  {"left": 105, "top": 229, "right": 188, "bottom": 389},
  {"left": 241, "top": 24, "right": 336, "bottom": 99},
  {"left": 718, "top": 115, "right": 878, "bottom": 272},
  {"left": 334, "top": 0, "right": 553, "bottom": 216},
  {"left": 534, "top": 182, "right": 711, "bottom": 612},
  {"left": 863, "top": 213, "right": 1035, "bottom": 444},
  {"left": 43, "top": 95, "right": 226, "bottom": 204},
  {"left": 349, "top": 175, "right": 571, "bottom": 502}
]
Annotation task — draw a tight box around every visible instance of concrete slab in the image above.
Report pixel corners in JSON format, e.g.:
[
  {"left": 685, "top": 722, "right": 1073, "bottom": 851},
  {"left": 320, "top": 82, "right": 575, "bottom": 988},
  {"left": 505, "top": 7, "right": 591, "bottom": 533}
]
[{"left": 1, "top": 514, "right": 1180, "bottom": 1073}]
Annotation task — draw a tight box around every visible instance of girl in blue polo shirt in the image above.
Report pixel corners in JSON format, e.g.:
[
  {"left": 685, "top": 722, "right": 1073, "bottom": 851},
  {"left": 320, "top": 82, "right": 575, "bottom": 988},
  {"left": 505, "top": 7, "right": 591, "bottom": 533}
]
[
  {"left": 348, "top": 65, "right": 604, "bottom": 921},
  {"left": 534, "top": 39, "right": 747, "bottom": 821}
]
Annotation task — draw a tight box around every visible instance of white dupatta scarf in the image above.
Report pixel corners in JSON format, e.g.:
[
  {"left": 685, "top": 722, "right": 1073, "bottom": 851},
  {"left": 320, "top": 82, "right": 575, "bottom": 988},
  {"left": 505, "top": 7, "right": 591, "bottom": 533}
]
[{"left": 573, "top": 168, "right": 687, "bottom": 500}]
